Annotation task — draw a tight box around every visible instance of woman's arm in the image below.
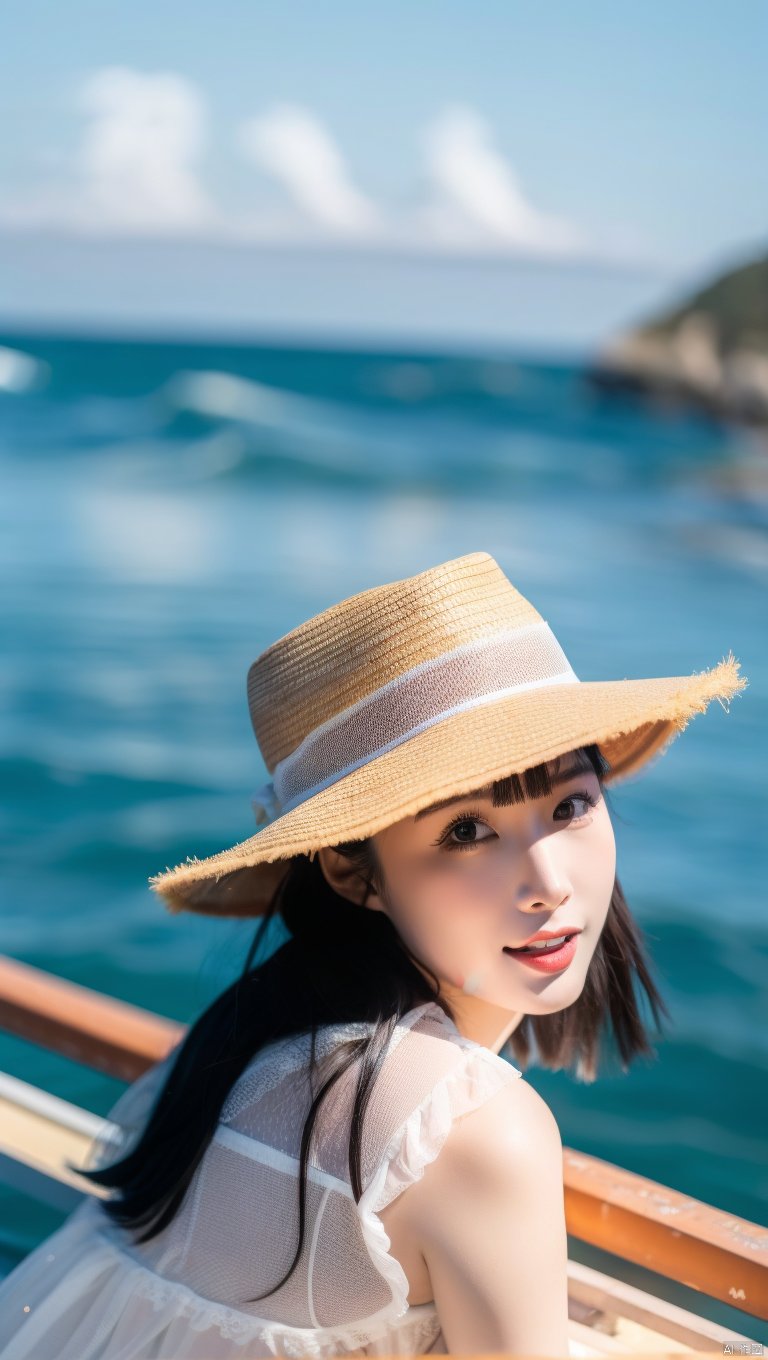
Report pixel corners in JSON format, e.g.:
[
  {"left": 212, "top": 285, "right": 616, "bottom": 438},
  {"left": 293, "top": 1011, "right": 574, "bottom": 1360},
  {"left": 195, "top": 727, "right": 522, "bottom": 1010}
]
[{"left": 405, "top": 1076, "right": 571, "bottom": 1357}]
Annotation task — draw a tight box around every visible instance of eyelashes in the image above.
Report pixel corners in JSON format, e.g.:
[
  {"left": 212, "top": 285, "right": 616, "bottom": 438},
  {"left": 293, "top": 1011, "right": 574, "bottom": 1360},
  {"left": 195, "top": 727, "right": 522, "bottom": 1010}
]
[
  {"left": 432, "top": 807, "right": 485, "bottom": 850},
  {"left": 432, "top": 789, "right": 600, "bottom": 853}
]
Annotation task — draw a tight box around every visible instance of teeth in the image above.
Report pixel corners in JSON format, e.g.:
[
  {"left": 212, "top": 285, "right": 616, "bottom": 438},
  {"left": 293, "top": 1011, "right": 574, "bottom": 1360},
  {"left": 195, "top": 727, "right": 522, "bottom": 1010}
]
[{"left": 518, "top": 935, "right": 570, "bottom": 953}]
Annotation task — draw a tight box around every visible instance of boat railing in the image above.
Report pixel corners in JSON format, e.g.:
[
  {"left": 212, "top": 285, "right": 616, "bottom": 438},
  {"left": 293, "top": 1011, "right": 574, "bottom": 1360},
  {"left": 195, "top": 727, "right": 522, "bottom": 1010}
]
[{"left": 0, "top": 953, "right": 765, "bottom": 1357}]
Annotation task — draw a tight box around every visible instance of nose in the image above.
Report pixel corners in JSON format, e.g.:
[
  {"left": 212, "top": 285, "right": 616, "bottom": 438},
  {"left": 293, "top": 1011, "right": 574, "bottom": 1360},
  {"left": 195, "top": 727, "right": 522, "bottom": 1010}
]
[{"left": 514, "top": 837, "right": 572, "bottom": 914}]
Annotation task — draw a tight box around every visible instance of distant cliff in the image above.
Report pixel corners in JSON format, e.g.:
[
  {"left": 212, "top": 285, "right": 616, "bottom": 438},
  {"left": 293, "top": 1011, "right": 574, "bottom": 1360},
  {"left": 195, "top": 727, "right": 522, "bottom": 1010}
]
[{"left": 587, "top": 248, "right": 768, "bottom": 426}]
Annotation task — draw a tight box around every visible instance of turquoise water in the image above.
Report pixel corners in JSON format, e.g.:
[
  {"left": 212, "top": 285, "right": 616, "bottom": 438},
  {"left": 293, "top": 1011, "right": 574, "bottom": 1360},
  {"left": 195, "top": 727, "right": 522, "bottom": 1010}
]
[{"left": 1, "top": 330, "right": 766, "bottom": 1322}]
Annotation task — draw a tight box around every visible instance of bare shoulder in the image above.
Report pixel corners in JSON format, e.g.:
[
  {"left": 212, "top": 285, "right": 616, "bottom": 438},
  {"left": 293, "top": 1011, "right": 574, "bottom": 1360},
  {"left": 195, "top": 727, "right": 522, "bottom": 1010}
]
[
  {"left": 410, "top": 1071, "right": 563, "bottom": 1214},
  {"left": 401, "top": 1074, "right": 570, "bottom": 1354},
  {"left": 454, "top": 1068, "right": 563, "bottom": 1180}
]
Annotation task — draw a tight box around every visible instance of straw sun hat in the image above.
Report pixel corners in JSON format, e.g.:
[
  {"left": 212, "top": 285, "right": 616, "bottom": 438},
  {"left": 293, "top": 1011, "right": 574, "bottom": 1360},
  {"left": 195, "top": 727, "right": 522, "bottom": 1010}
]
[{"left": 151, "top": 551, "right": 746, "bottom": 917}]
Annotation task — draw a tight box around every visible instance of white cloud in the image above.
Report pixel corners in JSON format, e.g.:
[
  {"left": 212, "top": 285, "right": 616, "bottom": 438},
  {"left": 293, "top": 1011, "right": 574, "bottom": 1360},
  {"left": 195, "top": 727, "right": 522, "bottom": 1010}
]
[
  {"left": 419, "top": 106, "right": 583, "bottom": 255},
  {"left": 0, "top": 67, "right": 217, "bottom": 235},
  {"left": 238, "top": 105, "right": 380, "bottom": 237},
  {"left": 76, "top": 67, "right": 216, "bottom": 232},
  {"left": 0, "top": 71, "right": 603, "bottom": 262}
]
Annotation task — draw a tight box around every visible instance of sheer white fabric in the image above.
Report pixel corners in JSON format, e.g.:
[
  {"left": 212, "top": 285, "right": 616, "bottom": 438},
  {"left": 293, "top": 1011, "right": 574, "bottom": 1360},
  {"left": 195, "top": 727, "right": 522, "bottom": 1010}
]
[{"left": 0, "top": 1002, "right": 524, "bottom": 1358}]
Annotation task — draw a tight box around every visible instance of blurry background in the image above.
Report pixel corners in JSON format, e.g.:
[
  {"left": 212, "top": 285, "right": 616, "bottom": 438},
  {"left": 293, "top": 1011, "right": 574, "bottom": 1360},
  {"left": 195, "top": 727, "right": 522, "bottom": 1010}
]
[{"left": 1, "top": 0, "right": 766, "bottom": 1332}]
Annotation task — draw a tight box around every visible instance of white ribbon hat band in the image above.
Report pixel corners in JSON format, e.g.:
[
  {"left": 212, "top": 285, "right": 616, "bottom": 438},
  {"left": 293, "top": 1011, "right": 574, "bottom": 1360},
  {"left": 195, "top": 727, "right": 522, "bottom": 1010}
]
[{"left": 251, "top": 620, "right": 578, "bottom": 826}]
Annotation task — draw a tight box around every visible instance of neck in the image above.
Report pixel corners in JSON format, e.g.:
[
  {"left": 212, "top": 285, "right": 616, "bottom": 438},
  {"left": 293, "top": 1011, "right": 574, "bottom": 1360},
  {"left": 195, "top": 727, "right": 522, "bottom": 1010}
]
[{"left": 436, "top": 980, "right": 524, "bottom": 1054}]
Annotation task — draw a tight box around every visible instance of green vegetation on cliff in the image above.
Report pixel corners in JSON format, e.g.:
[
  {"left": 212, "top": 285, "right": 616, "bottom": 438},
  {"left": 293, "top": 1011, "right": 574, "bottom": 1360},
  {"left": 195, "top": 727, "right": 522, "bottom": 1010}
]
[
  {"left": 636, "top": 250, "right": 768, "bottom": 356},
  {"left": 591, "top": 245, "right": 768, "bottom": 425}
]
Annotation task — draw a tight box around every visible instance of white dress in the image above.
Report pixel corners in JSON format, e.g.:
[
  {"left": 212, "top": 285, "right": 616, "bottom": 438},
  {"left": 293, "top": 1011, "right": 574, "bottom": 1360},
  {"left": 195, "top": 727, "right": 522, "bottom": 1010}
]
[{"left": 0, "top": 1000, "right": 523, "bottom": 1358}]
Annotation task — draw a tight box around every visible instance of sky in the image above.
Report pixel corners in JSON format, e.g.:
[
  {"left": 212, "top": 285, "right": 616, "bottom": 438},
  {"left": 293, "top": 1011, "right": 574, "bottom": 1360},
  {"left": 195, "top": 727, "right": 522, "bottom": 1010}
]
[{"left": 2, "top": 1, "right": 766, "bottom": 349}]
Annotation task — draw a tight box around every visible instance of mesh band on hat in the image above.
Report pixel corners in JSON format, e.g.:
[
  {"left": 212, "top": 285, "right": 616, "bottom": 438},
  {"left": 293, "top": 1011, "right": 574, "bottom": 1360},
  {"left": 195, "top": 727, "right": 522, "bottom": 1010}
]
[{"left": 252, "top": 619, "right": 578, "bottom": 823}]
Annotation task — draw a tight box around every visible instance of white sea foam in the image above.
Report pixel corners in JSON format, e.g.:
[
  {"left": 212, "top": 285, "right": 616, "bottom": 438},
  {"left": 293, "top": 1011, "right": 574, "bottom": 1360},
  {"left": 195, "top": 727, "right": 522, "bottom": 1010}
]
[{"left": 0, "top": 345, "right": 50, "bottom": 392}]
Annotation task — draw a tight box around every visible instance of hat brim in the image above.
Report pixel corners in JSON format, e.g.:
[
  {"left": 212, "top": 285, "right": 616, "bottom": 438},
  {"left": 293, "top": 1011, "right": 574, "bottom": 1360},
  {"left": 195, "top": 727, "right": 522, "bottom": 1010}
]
[{"left": 151, "top": 655, "right": 745, "bottom": 917}]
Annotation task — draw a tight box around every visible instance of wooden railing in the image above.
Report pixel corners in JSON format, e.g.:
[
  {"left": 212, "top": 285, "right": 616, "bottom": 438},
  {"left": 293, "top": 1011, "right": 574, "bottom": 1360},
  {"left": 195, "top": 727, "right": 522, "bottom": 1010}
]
[{"left": 1, "top": 953, "right": 767, "bottom": 1336}]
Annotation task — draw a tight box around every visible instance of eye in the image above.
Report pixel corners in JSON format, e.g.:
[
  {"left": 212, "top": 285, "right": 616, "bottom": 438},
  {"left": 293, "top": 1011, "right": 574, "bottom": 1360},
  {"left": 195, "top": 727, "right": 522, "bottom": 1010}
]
[
  {"left": 554, "top": 789, "right": 599, "bottom": 823},
  {"left": 433, "top": 808, "right": 495, "bottom": 853}
]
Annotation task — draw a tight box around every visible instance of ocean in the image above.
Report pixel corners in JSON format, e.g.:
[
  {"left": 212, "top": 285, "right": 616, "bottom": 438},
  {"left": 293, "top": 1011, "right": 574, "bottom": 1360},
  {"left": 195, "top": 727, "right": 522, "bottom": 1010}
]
[{"left": 1, "top": 328, "right": 765, "bottom": 1331}]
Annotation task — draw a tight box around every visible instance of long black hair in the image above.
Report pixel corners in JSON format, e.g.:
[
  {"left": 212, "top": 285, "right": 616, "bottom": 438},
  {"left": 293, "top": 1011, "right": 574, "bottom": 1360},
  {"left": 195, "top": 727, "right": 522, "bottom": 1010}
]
[{"left": 75, "top": 742, "right": 670, "bottom": 1303}]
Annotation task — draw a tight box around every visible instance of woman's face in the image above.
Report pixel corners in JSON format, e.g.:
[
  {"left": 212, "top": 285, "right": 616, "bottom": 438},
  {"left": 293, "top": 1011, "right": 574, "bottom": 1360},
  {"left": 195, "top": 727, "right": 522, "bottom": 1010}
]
[{"left": 368, "top": 748, "right": 616, "bottom": 1021}]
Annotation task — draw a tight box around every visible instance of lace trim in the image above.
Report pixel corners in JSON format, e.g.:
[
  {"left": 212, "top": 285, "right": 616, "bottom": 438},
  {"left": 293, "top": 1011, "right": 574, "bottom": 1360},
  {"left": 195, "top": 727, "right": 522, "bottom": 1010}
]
[{"left": 90, "top": 1222, "right": 442, "bottom": 1356}]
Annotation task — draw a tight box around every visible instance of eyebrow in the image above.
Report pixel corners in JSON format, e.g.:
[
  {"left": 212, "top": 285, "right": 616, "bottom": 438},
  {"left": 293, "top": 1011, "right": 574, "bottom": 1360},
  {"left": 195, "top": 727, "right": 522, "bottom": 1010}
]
[{"left": 413, "top": 763, "right": 593, "bottom": 821}]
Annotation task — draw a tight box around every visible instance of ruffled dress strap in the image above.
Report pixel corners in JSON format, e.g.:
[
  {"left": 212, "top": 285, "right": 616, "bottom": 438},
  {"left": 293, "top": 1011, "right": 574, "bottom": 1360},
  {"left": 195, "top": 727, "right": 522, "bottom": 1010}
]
[{"left": 354, "top": 1002, "right": 523, "bottom": 1325}]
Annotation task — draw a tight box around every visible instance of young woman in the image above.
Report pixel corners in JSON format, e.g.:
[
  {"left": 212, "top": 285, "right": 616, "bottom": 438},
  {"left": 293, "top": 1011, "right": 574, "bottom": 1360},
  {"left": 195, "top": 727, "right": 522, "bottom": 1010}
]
[{"left": 0, "top": 551, "right": 745, "bottom": 1359}]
